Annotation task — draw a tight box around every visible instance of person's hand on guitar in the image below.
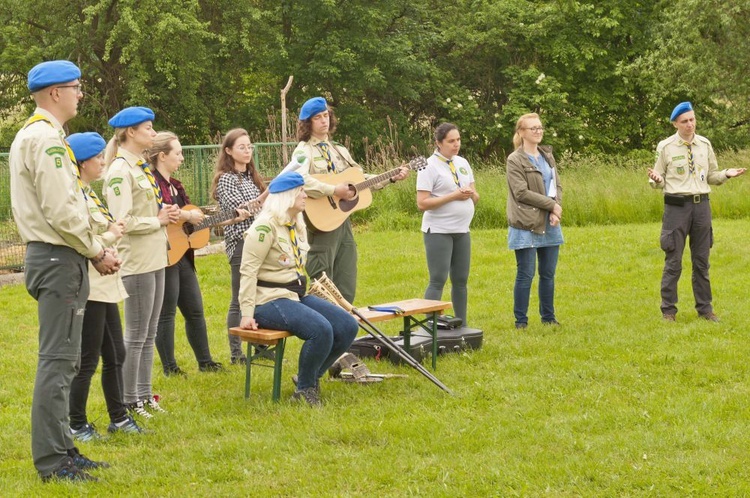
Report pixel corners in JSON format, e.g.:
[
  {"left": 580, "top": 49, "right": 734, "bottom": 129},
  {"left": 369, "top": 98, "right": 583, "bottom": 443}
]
[
  {"left": 235, "top": 207, "right": 253, "bottom": 222},
  {"left": 391, "top": 166, "right": 410, "bottom": 182},
  {"left": 334, "top": 183, "right": 356, "bottom": 200},
  {"left": 182, "top": 208, "right": 205, "bottom": 225}
]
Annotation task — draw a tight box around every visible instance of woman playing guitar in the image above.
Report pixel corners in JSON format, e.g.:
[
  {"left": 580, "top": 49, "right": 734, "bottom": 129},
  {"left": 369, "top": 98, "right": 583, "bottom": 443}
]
[
  {"left": 150, "top": 131, "right": 224, "bottom": 376},
  {"left": 210, "top": 128, "right": 267, "bottom": 365}
]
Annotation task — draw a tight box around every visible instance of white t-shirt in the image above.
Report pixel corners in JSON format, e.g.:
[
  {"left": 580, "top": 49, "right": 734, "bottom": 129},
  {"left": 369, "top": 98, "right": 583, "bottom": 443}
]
[{"left": 417, "top": 152, "right": 475, "bottom": 233}]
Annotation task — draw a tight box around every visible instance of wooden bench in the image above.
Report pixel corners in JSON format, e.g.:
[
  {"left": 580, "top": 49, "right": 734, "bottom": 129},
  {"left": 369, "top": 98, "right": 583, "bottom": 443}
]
[{"left": 228, "top": 327, "right": 293, "bottom": 402}]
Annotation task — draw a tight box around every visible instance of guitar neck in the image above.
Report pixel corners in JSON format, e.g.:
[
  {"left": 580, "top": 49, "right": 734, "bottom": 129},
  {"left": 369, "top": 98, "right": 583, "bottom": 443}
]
[
  {"left": 193, "top": 208, "right": 239, "bottom": 231},
  {"left": 353, "top": 167, "right": 404, "bottom": 191}
]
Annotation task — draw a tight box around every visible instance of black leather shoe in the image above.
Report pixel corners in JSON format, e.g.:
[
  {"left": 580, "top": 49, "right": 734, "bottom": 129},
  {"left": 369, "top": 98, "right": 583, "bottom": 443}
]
[
  {"left": 164, "top": 366, "right": 187, "bottom": 377},
  {"left": 41, "top": 456, "right": 97, "bottom": 482},
  {"left": 199, "top": 360, "right": 224, "bottom": 372},
  {"left": 68, "top": 447, "right": 110, "bottom": 470}
]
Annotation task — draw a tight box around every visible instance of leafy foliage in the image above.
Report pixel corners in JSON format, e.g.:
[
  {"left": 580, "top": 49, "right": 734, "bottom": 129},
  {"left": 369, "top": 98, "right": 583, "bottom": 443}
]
[{"left": 1, "top": 0, "right": 749, "bottom": 158}]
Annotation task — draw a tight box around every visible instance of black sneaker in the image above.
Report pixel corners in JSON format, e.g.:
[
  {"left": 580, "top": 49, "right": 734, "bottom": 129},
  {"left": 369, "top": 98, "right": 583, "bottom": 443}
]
[
  {"left": 70, "top": 423, "right": 105, "bottom": 442},
  {"left": 292, "top": 387, "right": 322, "bottom": 407},
  {"left": 41, "top": 456, "right": 97, "bottom": 482},
  {"left": 164, "top": 366, "right": 187, "bottom": 377},
  {"left": 108, "top": 416, "right": 147, "bottom": 434},
  {"left": 68, "top": 447, "right": 110, "bottom": 470},
  {"left": 199, "top": 360, "right": 224, "bottom": 372},
  {"left": 291, "top": 375, "right": 320, "bottom": 395},
  {"left": 230, "top": 356, "right": 247, "bottom": 366}
]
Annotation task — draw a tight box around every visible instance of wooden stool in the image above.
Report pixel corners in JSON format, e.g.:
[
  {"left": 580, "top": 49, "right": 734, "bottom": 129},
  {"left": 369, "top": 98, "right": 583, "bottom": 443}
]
[{"left": 228, "top": 327, "right": 293, "bottom": 402}]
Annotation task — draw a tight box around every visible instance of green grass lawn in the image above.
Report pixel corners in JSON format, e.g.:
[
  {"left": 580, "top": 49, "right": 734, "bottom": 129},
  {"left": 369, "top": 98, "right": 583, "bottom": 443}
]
[{"left": 1, "top": 221, "right": 749, "bottom": 496}]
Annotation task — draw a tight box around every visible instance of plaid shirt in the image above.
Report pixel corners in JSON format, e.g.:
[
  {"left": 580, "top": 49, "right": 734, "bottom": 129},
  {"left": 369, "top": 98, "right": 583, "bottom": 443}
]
[{"left": 215, "top": 171, "right": 261, "bottom": 258}]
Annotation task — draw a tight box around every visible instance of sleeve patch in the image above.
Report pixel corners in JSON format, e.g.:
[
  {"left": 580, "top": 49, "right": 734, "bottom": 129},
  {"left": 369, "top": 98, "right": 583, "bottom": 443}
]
[
  {"left": 108, "top": 177, "right": 123, "bottom": 188},
  {"left": 45, "top": 146, "right": 67, "bottom": 157},
  {"left": 255, "top": 225, "right": 271, "bottom": 234}
]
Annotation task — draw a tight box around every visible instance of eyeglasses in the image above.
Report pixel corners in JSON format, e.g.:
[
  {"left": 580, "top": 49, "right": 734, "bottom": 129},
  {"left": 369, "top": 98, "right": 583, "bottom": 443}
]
[
  {"left": 234, "top": 145, "right": 254, "bottom": 152},
  {"left": 523, "top": 127, "right": 544, "bottom": 132},
  {"left": 55, "top": 84, "right": 83, "bottom": 92}
]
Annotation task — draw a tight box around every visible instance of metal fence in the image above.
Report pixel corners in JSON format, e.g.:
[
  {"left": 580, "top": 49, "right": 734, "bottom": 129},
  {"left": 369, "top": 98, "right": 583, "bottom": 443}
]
[{"left": 0, "top": 142, "right": 296, "bottom": 270}]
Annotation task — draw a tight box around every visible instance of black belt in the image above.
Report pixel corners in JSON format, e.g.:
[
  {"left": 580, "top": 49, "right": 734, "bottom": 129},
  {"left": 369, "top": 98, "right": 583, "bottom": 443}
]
[
  {"left": 257, "top": 276, "right": 307, "bottom": 298},
  {"left": 664, "top": 193, "right": 709, "bottom": 206}
]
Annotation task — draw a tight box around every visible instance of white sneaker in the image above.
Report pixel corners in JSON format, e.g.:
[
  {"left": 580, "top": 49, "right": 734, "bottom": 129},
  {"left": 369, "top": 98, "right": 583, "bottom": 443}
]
[
  {"left": 129, "top": 400, "right": 153, "bottom": 419},
  {"left": 146, "top": 396, "right": 167, "bottom": 414}
]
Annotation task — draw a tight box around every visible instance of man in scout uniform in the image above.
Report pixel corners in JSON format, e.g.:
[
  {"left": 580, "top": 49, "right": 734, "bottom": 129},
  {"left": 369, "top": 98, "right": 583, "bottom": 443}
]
[
  {"left": 291, "top": 96, "right": 408, "bottom": 303},
  {"left": 10, "top": 60, "right": 119, "bottom": 482},
  {"left": 647, "top": 101, "right": 746, "bottom": 322}
]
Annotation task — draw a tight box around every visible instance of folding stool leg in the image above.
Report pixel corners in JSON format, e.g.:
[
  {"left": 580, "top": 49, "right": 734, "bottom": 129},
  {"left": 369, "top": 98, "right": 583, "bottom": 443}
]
[
  {"left": 271, "top": 338, "right": 286, "bottom": 402},
  {"left": 244, "top": 341, "right": 253, "bottom": 399}
]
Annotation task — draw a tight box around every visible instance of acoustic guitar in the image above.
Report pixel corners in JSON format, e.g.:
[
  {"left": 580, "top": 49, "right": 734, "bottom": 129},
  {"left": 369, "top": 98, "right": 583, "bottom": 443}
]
[
  {"left": 167, "top": 202, "right": 259, "bottom": 266},
  {"left": 304, "top": 156, "right": 427, "bottom": 232}
]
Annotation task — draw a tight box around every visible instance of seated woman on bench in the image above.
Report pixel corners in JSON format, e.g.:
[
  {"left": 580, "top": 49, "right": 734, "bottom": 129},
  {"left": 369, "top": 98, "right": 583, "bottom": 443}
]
[{"left": 238, "top": 172, "right": 358, "bottom": 406}]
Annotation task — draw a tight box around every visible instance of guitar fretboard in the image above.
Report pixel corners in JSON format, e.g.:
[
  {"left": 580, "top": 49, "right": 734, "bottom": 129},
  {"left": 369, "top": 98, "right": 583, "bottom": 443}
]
[{"left": 352, "top": 157, "right": 425, "bottom": 191}]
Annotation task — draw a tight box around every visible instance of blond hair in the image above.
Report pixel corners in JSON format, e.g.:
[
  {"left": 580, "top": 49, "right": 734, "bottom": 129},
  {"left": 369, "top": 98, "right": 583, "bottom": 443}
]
[
  {"left": 104, "top": 128, "right": 129, "bottom": 166},
  {"left": 146, "top": 131, "right": 179, "bottom": 168},
  {"left": 261, "top": 186, "right": 306, "bottom": 228},
  {"left": 512, "top": 113, "right": 541, "bottom": 149}
]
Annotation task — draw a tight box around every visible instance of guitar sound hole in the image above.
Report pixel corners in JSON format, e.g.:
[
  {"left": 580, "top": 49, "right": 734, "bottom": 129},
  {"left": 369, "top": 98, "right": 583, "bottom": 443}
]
[{"left": 338, "top": 197, "right": 359, "bottom": 213}]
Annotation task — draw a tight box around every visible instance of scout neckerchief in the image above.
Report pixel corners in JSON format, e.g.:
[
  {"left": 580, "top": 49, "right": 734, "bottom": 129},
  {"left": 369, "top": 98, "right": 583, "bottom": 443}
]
[
  {"left": 285, "top": 222, "right": 305, "bottom": 277},
  {"left": 86, "top": 186, "right": 115, "bottom": 222},
  {"left": 116, "top": 155, "right": 164, "bottom": 209},
  {"left": 682, "top": 139, "right": 696, "bottom": 176},
  {"left": 433, "top": 153, "right": 461, "bottom": 187},
  {"left": 24, "top": 114, "right": 86, "bottom": 194},
  {"left": 317, "top": 142, "right": 335, "bottom": 172}
]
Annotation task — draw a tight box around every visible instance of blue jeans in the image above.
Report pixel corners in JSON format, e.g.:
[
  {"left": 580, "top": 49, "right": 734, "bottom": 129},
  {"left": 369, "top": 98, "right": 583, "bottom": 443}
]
[
  {"left": 156, "top": 255, "right": 214, "bottom": 371},
  {"left": 513, "top": 246, "right": 559, "bottom": 325},
  {"left": 253, "top": 295, "right": 359, "bottom": 390}
]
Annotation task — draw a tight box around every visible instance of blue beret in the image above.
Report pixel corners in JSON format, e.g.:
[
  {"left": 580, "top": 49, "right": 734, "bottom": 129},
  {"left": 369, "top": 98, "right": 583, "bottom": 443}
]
[
  {"left": 299, "top": 97, "right": 328, "bottom": 120},
  {"left": 108, "top": 106, "right": 155, "bottom": 128},
  {"left": 27, "top": 60, "right": 81, "bottom": 92},
  {"left": 67, "top": 132, "right": 107, "bottom": 162},
  {"left": 268, "top": 172, "right": 305, "bottom": 193},
  {"left": 670, "top": 101, "right": 693, "bottom": 121}
]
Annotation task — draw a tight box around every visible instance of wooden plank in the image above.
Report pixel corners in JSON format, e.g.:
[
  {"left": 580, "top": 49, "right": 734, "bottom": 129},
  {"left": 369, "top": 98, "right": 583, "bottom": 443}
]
[
  {"left": 229, "top": 327, "right": 292, "bottom": 343},
  {"left": 357, "top": 299, "right": 452, "bottom": 323}
]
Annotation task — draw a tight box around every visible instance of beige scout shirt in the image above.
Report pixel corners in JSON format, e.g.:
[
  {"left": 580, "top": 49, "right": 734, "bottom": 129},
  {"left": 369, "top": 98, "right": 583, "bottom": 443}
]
[
  {"left": 650, "top": 133, "right": 728, "bottom": 195},
  {"left": 292, "top": 137, "right": 364, "bottom": 198},
  {"left": 84, "top": 189, "right": 128, "bottom": 303},
  {"left": 239, "top": 213, "right": 310, "bottom": 318},
  {"left": 9, "top": 108, "right": 102, "bottom": 258},
  {"left": 104, "top": 148, "right": 168, "bottom": 276}
]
